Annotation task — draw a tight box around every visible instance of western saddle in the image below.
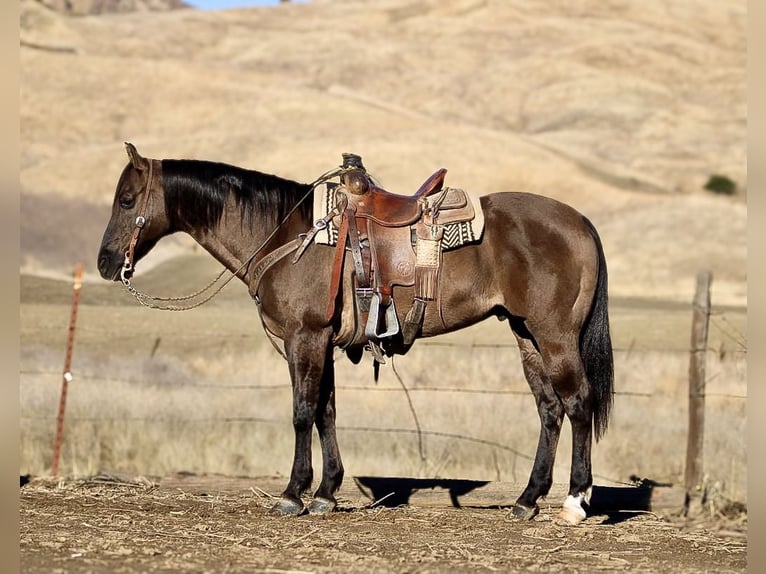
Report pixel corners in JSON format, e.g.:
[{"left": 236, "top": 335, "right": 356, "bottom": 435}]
[{"left": 316, "top": 153, "right": 476, "bottom": 362}]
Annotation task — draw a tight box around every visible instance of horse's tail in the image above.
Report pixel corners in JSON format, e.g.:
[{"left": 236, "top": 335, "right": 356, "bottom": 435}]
[{"left": 580, "top": 217, "right": 614, "bottom": 442}]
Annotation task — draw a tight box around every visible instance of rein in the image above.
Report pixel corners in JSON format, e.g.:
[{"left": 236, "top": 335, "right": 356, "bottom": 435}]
[{"left": 119, "top": 164, "right": 345, "bottom": 312}]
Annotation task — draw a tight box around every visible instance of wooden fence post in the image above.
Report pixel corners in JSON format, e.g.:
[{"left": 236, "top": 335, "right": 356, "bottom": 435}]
[
  {"left": 684, "top": 270, "right": 712, "bottom": 515},
  {"left": 51, "top": 262, "right": 83, "bottom": 477}
]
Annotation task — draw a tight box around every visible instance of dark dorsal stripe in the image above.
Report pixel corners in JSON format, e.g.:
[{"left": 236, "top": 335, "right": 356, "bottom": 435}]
[{"left": 161, "top": 159, "right": 312, "bottom": 232}]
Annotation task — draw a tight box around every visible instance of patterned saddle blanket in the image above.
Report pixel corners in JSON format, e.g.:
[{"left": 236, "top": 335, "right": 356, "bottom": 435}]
[{"left": 312, "top": 181, "right": 485, "bottom": 250}]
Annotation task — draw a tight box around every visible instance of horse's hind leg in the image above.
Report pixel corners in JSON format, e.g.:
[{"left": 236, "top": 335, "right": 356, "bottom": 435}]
[
  {"left": 271, "top": 328, "right": 333, "bottom": 516},
  {"left": 535, "top": 332, "right": 594, "bottom": 526},
  {"left": 555, "top": 355, "right": 595, "bottom": 526},
  {"left": 510, "top": 335, "right": 565, "bottom": 520},
  {"left": 308, "top": 347, "right": 345, "bottom": 515}
]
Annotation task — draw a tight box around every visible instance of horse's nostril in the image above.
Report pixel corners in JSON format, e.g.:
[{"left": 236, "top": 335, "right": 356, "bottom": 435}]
[{"left": 97, "top": 253, "right": 111, "bottom": 277}]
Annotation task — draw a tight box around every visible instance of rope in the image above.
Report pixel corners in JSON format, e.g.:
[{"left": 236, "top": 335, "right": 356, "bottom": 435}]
[{"left": 391, "top": 356, "right": 427, "bottom": 462}]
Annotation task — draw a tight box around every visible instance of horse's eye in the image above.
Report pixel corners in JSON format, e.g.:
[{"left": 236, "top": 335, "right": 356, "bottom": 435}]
[{"left": 119, "top": 195, "right": 135, "bottom": 209}]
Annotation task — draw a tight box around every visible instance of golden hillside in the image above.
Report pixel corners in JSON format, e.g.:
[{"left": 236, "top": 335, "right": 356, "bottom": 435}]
[{"left": 20, "top": 0, "right": 746, "bottom": 305}]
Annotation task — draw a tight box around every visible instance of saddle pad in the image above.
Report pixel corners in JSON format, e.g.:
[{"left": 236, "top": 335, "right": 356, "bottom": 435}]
[{"left": 312, "top": 182, "right": 485, "bottom": 251}]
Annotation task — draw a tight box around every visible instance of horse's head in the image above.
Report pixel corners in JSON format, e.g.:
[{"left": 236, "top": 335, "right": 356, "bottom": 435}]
[{"left": 97, "top": 143, "right": 169, "bottom": 281}]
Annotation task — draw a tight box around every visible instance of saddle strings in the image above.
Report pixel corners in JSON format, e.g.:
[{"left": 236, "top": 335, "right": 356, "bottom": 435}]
[{"left": 121, "top": 166, "right": 346, "bottom": 311}]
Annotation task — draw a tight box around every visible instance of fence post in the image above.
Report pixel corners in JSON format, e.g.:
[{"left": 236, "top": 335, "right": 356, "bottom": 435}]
[
  {"left": 51, "top": 262, "right": 83, "bottom": 477},
  {"left": 683, "top": 270, "right": 712, "bottom": 514}
]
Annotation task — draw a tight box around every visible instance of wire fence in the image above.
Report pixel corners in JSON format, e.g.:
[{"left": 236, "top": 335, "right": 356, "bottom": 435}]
[
  {"left": 24, "top": 316, "right": 749, "bottom": 352},
  {"left": 19, "top": 369, "right": 747, "bottom": 400},
  {"left": 19, "top": 315, "right": 749, "bottom": 402},
  {"left": 20, "top": 268, "right": 747, "bottom": 496}
]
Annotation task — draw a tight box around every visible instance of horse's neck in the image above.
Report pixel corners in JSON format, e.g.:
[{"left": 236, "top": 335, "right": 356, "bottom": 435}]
[
  {"left": 190, "top": 229, "right": 250, "bottom": 280},
  {"left": 187, "top": 206, "right": 306, "bottom": 284}
]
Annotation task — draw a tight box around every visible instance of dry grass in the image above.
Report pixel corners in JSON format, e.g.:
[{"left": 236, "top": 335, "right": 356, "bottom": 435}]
[{"left": 20, "top": 275, "right": 747, "bottom": 502}]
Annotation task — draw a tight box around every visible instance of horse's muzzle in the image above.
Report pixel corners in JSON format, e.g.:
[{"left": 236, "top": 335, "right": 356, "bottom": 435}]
[{"left": 97, "top": 249, "right": 123, "bottom": 281}]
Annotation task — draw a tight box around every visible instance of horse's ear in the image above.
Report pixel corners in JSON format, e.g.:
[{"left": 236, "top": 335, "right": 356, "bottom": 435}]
[{"left": 124, "top": 142, "right": 148, "bottom": 171}]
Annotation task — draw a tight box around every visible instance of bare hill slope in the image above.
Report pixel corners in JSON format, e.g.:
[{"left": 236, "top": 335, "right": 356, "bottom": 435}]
[
  {"left": 20, "top": 0, "right": 746, "bottom": 305},
  {"left": 32, "top": 0, "right": 188, "bottom": 16}
]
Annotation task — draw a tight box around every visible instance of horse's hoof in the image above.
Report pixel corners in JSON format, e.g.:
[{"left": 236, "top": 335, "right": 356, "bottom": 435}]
[
  {"left": 508, "top": 503, "right": 539, "bottom": 521},
  {"left": 308, "top": 497, "right": 336, "bottom": 515},
  {"left": 270, "top": 497, "right": 304, "bottom": 516},
  {"left": 555, "top": 495, "right": 587, "bottom": 526},
  {"left": 555, "top": 507, "right": 586, "bottom": 526}
]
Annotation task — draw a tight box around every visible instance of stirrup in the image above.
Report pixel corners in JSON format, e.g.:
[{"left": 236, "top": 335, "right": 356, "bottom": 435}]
[{"left": 365, "top": 293, "right": 400, "bottom": 339}]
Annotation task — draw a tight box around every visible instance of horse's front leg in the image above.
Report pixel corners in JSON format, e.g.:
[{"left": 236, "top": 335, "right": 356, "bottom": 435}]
[
  {"left": 271, "top": 327, "right": 333, "bottom": 516},
  {"left": 307, "top": 346, "right": 344, "bottom": 515}
]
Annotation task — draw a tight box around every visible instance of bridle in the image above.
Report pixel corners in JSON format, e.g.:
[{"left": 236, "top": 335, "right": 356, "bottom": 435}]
[{"left": 120, "top": 159, "right": 155, "bottom": 283}]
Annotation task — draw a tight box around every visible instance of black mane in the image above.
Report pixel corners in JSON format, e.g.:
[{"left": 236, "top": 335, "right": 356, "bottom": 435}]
[{"left": 161, "top": 159, "right": 313, "bottom": 231}]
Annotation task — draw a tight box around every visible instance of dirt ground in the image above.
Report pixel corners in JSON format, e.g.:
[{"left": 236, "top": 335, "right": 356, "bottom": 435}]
[{"left": 20, "top": 474, "right": 746, "bottom": 574}]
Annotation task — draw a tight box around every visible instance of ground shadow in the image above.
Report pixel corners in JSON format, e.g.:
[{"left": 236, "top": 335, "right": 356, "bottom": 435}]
[
  {"left": 588, "top": 484, "right": 655, "bottom": 524},
  {"left": 354, "top": 476, "right": 674, "bottom": 523},
  {"left": 354, "top": 476, "right": 490, "bottom": 508}
]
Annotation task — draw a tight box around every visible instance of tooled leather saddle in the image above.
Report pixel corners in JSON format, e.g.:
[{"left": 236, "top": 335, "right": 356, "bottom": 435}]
[{"left": 318, "top": 153, "right": 477, "bottom": 362}]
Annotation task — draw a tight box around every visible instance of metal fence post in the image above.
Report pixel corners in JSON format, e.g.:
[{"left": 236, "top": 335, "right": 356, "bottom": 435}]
[{"left": 51, "top": 262, "right": 83, "bottom": 477}]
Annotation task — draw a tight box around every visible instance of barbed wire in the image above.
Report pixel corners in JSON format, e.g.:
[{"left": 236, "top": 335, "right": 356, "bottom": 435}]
[
  {"left": 19, "top": 369, "right": 745, "bottom": 399},
  {"left": 43, "top": 325, "right": 748, "bottom": 355},
  {"left": 709, "top": 315, "right": 747, "bottom": 350},
  {"left": 17, "top": 413, "right": 633, "bottom": 485}
]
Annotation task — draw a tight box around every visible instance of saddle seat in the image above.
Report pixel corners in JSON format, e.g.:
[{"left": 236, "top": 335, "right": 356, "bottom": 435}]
[{"left": 346, "top": 168, "right": 447, "bottom": 227}]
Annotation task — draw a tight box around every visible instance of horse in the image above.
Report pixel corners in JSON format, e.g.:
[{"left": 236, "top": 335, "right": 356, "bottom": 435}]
[{"left": 97, "top": 143, "right": 614, "bottom": 525}]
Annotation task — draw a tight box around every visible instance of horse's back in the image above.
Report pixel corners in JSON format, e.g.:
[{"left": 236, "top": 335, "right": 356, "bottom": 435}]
[
  {"left": 463, "top": 191, "right": 601, "bottom": 325},
  {"left": 479, "top": 190, "right": 600, "bottom": 261},
  {"left": 480, "top": 191, "right": 595, "bottom": 234}
]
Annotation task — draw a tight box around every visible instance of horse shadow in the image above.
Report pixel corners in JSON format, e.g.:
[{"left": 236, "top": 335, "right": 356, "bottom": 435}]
[
  {"left": 354, "top": 476, "right": 491, "bottom": 508},
  {"left": 353, "top": 475, "right": 672, "bottom": 524}
]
